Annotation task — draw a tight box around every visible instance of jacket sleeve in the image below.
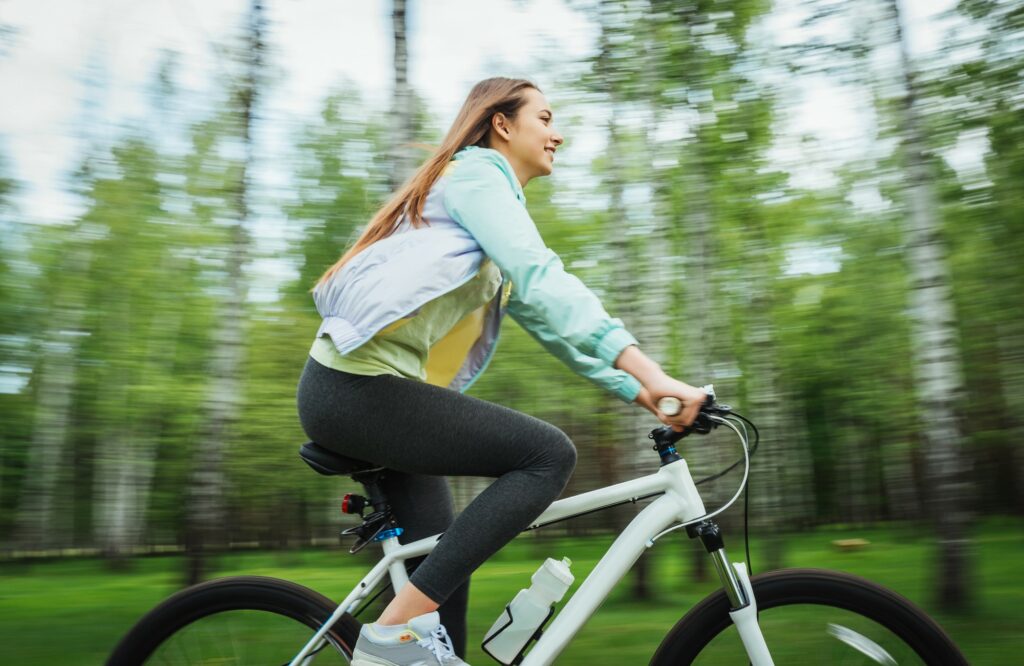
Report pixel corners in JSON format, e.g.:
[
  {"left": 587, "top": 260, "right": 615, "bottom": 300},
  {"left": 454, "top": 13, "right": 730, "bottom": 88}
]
[
  {"left": 443, "top": 154, "right": 639, "bottom": 370},
  {"left": 507, "top": 299, "right": 642, "bottom": 403}
]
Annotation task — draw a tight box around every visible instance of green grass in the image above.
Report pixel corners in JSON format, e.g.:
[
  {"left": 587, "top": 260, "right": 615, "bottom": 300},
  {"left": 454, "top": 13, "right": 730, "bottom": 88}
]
[{"left": 1, "top": 519, "right": 1022, "bottom": 664}]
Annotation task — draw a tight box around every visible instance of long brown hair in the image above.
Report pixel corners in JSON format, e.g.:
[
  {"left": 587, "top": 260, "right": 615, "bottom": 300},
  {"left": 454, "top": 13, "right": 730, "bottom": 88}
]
[{"left": 313, "top": 77, "right": 539, "bottom": 288}]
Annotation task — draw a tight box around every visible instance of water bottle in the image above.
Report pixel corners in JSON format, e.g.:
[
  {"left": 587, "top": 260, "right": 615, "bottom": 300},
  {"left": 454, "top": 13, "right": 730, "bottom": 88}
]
[{"left": 481, "top": 557, "right": 574, "bottom": 665}]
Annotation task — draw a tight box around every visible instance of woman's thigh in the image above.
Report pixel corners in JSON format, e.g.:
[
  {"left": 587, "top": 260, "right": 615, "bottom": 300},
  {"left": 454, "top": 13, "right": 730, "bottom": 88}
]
[
  {"left": 296, "top": 357, "right": 575, "bottom": 480},
  {"left": 380, "top": 470, "right": 456, "bottom": 541}
]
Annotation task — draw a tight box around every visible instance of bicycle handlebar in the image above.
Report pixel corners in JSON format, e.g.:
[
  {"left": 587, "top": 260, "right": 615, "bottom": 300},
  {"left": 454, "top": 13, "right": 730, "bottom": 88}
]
[
  {"left": 656, "top": 384, "right": 717, "bottom": 417},
  {"left": 650, "top": 384, "right": 733, "bottom": 446},
  {"left": 656, "top": 396, "right": 683, "bottom": 416}
]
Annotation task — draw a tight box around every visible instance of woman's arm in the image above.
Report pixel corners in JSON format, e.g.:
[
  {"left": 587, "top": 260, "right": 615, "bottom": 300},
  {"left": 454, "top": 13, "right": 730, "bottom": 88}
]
[
  {"left": 444, "top": 153, "right": 636, "bottom": 366},
  {"left": 614, "top": 345, "right": 708, "bottom": 430},
  {"left": 507, "top": 301, "right": 641, "bottom": 403},
  {"left": 445, "top": 152, "right": 704, "bottom": 423}
]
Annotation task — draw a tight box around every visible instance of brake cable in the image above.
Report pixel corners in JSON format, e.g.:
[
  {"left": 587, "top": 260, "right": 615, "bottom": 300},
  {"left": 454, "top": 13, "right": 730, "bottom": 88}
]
[{"left": 646, "top": 406, "right": 760, "bottom": 578}]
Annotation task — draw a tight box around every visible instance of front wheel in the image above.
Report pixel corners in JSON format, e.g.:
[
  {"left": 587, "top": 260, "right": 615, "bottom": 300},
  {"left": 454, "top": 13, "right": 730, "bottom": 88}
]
[
  {"left": 650, "top": 568, "right": 967, "bottom": 665},
  {"left": 107, "top": 575, "right": 361, "bottom": 665}
]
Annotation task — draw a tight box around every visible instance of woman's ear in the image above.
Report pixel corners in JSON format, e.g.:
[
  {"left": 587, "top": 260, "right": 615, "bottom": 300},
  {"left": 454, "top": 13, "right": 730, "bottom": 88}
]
[{"left": 492, "top": 113, "right": 512, "bottom": 142}]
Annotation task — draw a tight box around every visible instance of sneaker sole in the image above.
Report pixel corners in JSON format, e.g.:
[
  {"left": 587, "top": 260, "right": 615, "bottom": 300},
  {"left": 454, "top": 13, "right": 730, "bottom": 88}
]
[{"left": 351, "top": 650, "right": 429, "bottom": 666}]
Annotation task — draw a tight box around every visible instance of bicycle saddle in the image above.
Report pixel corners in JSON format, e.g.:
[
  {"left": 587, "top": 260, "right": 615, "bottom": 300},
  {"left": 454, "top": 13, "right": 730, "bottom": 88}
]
[{"left": 299, "top": 441, "right": 383, "bottom": 476}]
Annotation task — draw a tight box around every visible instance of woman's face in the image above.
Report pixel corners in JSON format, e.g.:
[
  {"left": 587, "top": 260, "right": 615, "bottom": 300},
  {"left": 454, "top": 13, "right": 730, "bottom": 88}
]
[{"left": 493, "top": 88, "right": 564, "bottom": 186}]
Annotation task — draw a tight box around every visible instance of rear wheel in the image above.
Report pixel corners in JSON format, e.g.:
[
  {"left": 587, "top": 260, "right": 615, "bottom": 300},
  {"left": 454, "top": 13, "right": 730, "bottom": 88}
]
[
  {"left": 107, "top": 575, "right": 360, "bottom": 665},
  {"left": 651, "top": 568, "right": 967, "bottom": 665}
]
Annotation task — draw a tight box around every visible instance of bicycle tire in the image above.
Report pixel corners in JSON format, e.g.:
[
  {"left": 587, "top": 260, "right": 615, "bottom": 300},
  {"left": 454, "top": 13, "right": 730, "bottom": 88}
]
[
  {"left": 107, "top": 575, "right": 361, "bottom": 665},
  {"left": 650, "top": 568, "right": 967, "bottom": 665}
]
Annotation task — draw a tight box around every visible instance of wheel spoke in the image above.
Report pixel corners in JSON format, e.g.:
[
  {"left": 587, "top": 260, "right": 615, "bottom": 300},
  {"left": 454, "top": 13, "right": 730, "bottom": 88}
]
[
  {"left": 705, "top": 606, "right": 924, "bottom": 664},
  {"left": 828, "top": 623, "right": 898, "bottom": 665}
]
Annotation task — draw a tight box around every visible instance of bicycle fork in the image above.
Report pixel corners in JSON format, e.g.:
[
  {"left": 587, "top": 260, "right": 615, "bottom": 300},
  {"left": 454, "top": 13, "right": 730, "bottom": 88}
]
[{"left": 689, "top": 520, "right": 774, "bottom": 666}]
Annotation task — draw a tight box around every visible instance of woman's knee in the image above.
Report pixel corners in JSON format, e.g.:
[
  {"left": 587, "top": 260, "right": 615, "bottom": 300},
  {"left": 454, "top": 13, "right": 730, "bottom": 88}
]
[
  {"left": 559, "top": 431, "right": 578, "bottom": 472},
  {"left": 542, "top": 428, "right": 577, "bottom": 484}
]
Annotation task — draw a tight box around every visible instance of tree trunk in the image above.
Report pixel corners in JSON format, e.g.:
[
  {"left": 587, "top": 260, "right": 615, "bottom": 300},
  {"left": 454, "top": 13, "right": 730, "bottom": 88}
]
[
  {"left": 996, "top": 321, "right": 1024, "bottom": 514},
  {"left": 680, "top": 152, "right": 716, "bottom": 583},
  {"left": 14, "top": 245, "right": 91, "bottom": 551},
  {"left": 94, "top": 375, "right": 134, "bottom": 565},
  {"left": 15, "top": 345, "right": 79, "bottom": 551},
  {"left": 630, "top": 115, "right": 676, "bottom": 600},
  {"left": 591, "top": 5, "right": 661, "bottom": 597},
  {"left": 388, "top": 0, "right": 415, "bottom": 191},
  {"left": 185, "top": 0, "right": 263, "bottom": 585},
  {"left": 94, "top": 289, "right": 182, "bottom": 561},
  {"left": 604, "top": 106, "right": 649, "bottom": 597},
  {"left": 744, "top": 287, "right": 786, "bottom": 570},
  {"left": 889, "top": 0, "right": 973, "bottom": 611},
  {"left": 93, "top": 294, "right": 137, "bottom": 565}
]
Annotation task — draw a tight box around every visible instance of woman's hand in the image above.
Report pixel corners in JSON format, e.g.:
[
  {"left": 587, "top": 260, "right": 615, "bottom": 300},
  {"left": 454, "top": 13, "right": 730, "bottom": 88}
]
[
  {"left": 634, "top": 377, "right": 709, "bottom": 432},
  {"left": 614, "top": 345, "right": 708, "bottom": 431}
]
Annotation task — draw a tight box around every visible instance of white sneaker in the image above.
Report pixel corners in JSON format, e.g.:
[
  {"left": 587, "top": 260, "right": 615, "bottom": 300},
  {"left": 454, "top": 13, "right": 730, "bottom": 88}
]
[{"left": 351, "top": 611, "right": 470, "bottom": 666}]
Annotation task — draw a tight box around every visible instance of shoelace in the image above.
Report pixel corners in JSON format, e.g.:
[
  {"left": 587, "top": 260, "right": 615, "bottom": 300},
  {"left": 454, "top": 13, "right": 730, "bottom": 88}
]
[{"left": 416, "top": 624, "right": 458, "bottom": 663}]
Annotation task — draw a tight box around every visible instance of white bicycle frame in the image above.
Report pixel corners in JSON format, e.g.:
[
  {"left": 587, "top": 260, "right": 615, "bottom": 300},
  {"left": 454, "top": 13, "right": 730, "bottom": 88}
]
[{"left": 288, "top": 452, "right": 774, "bottom": 666}]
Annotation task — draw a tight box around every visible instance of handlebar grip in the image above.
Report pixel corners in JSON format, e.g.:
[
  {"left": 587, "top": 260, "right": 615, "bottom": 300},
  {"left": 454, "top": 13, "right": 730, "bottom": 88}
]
[
  {"left": 657, "top": 385, "right": 716, "bottom": 417},
  {"left": 657, "top": 397, "right": 682, "bottom": 416}
]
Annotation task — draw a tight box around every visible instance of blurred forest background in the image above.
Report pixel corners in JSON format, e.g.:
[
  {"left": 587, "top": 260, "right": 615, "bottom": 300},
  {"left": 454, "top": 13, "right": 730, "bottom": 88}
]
[{"left": 1, "top": 0, "right": 1022, "bottom": 635}]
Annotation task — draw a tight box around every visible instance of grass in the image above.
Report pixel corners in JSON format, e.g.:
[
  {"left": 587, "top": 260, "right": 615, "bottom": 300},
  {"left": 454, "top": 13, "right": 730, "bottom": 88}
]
[{"left": 1, "top": 518, "right": 1022, "bottom": 664}]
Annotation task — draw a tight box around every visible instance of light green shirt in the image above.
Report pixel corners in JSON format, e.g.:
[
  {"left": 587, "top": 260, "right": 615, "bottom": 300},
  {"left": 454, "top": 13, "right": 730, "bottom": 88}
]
[
  {"left": 308, "top": 146, "right": 641, "bottom": 402},
  {"left": 310, "top": 259, "right": 503, "bottom": 383}
]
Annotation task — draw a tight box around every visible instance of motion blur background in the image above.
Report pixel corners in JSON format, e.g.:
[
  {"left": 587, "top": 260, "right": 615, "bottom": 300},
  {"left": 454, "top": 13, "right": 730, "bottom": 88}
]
[{"left": 1, "top": 0, "right": 1022, "bottom": 663}]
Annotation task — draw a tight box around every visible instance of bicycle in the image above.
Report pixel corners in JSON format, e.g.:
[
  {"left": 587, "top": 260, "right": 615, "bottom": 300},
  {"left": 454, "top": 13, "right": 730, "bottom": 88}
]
[{"left": 108, "top": 387, "right": 967, "bottom": 665}]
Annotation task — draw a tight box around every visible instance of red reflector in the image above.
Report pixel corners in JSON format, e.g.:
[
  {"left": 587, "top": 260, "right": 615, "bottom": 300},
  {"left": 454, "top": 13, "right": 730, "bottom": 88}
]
[{"left": 342, "top": 494, "right": 352, "bottom": 514}]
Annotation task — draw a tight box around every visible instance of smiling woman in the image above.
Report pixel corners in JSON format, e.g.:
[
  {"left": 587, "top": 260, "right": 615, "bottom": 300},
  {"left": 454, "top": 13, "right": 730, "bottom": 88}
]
[
  {"left": 487, "top": 87, "right": 563, "bottom": 184},
  {"left": 295, "top": 76, "right": 707, "bottom": 666}
]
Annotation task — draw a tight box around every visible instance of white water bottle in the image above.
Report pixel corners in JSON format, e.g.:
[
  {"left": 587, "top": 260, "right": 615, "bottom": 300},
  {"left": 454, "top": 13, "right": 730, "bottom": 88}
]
[{"left": 481, "top": 557, "right": 575, "bottom": 665}]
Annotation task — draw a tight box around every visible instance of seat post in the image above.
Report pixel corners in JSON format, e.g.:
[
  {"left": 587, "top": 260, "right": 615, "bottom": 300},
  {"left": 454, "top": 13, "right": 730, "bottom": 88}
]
[{"left": 352, "top": 471, "right": 390, "bottom": 513}]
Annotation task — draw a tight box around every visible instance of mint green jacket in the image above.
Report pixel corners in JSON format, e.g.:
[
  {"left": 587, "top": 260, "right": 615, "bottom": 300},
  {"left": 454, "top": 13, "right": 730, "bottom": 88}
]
[{"left": 313, "top": 146, "right": 642, "bottom": 402}]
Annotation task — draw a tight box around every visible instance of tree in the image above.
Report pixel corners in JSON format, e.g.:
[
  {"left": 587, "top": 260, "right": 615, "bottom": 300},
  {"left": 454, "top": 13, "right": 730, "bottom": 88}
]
[
  {"left": 886, "top": 0, "right": 973, "bottom": 610},
  {"left": 941, "top": 0, "right": 1024, "bottom": 516},
  {"left": 389, "top": 0, "right": 417, "bottom": 189},
  {"left": 12, "top": 185, "right": 95, "bottom": 551},
  {"left": 184, "top": 0, "right": 269, "bottom": 584}
]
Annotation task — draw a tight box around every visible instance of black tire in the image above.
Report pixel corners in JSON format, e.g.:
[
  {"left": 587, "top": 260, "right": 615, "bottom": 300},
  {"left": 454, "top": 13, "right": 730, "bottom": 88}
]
[
  {"left": 651, "top": 568, "right": 967, "bottom": 665},
  {"left": 107, "top": 575, "right": 361, "bottom": 665}
]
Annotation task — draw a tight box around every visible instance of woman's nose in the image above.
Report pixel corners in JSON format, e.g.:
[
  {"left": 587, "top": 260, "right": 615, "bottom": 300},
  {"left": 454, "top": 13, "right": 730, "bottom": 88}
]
[{"left": 552, "top": 133, "right": 564, "bottom": 146}]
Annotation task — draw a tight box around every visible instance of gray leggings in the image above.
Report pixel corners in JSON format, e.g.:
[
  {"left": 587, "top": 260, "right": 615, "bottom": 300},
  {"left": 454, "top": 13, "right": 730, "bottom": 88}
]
[{"left": 295, "top": 356, "right": 577, "bottom": 656}]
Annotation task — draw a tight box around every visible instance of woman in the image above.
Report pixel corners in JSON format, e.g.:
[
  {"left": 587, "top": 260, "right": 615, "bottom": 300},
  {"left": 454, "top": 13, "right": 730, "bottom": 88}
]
[{"left": 296, "top": 77, "right": 707, "bottom": 666}]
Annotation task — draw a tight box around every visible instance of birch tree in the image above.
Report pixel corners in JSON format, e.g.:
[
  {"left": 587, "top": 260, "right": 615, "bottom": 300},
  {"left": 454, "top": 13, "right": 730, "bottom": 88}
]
[
  {"left": 887, "top": 0, "right": 973, "bottom": 609},
  {"left": 389, "top": 0, "right": 416, "bottom": 189},
  {"left": 85, "top": 134, "right": 187, "bottom": 562},
  {"left": 943, "top": 0, "right": 1024, "bottom": 516},
  {"left": 13, "top": 204, "right": 94, "bottom": 551},
  {"left": 0, "top": 158, "right": 20, "bottom": 531},
  {"left": 184, "top": 0, "right": 267, "bottom": 584}
]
